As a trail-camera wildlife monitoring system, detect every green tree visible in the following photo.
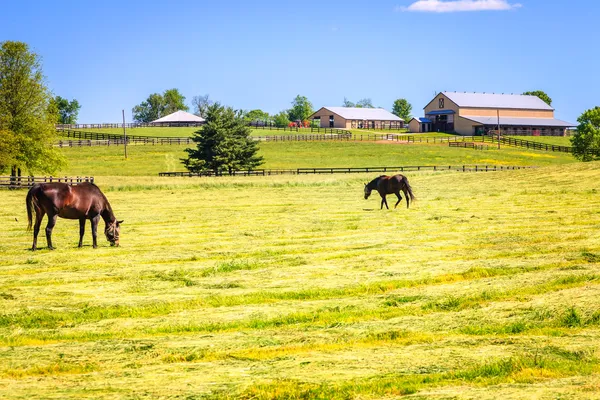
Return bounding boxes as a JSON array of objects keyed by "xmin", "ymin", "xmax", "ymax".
[
  {"xmin": 356, "ymin": 98, "xmax": 374, "ymax": 108},
  {"xmin": 273, "ymin": 111, "xmax": 290, "ymax": 127},
  {"xmin": 163, "ymin": 88, "xmax": 188, "ymax": 114},
  {"xmin": 0, "ymin": 41, "xmax": 65, "ymax": 175},
  {"xmin": 342, "ymin": 97, "xmax": 355, "ymax": 107},
  {"xmin": 244, "ymin": 109, "xmax": 270, "ymax": 122},
  {"xmin": 571, "ymin": 107, "xmax": 600, "ymax": 162},
  {"xmin": 523, "ymin": 90, "xmax": 552, "ymax": 106},
  {"xmin": 287, "ymin": 95, "xmax": 313, "ymax": 122},
  {"xmin": 132, "ymin": 93, "xmax": 165, "ymax": 123},
  {"xmin": 392, "ymin": 98, "xmax": 412, "ymax": 121},
  {"xmin": 192, "ymin": 94, "xmax": 213, "ymax": 118},
  {"xmin": 182, "ymin": 103, "xmax": 263, "ymax": 175},
  {"xmin": 51, "ymin": 96, "xmax": 81, "ymax": 125}
]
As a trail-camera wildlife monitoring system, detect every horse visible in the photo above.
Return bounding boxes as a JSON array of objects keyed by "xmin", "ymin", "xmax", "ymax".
[
  {"xmin": 364, "ymin": 174, "xmax": 415, "ymax": 210},
  {"xmin": 26, "ymin": 182, "xmax": 123, "ymax": 250}
]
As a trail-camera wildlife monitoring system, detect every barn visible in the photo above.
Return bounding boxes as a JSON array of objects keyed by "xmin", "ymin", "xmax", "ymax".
[
  {"xmin": 151, "ymin": 110, "xmax": 205, "ymax": 126},
  {"xmin": 308, "ymin": 107, "xmax": 403, "ymax": 130},
  {"xmin": 420, "ymin": 92, "xmax": 574, "ymax": 136}
]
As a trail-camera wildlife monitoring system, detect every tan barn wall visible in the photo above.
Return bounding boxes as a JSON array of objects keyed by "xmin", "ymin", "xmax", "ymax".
[
  {"xmin": 310, "ymin": 108, "xmax": 347, "ymax": 128},
  {"xmin": 424, "ymin": 93, "xmax": 460, "ymax": 115},
  {"xmin": 408, "ymin": 119, "xmax": 422, "ymax": 133},
  {"xmin": 459, "ymin": 108, "xmax": 555, "ymax": 118},
  {"xmin": 454, "ymin": 116, "xmax": 481, "ymax": 136}
]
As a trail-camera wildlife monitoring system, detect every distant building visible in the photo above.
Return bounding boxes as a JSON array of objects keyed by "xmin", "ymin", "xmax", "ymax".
[
  {"xmin": 420, "ymin": 92, "xmax": 574, "ymax": 136},
  {"xmin": 408, "ymin": 117, "xmax": 432, "ymax": 133},
  {"xmin": 308, "ymin": 107, "xmax": 403, "ymax": 129},
  {"xmin": 151, "ymin": 110, "xmax": 205, "ymax": 126}
]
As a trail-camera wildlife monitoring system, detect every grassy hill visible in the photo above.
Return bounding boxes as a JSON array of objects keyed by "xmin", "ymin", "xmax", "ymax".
[
  {"xmin": 54, "ymin": 140, "xmax": 576, "ymax": 177},
  {"xmin": 1, "ymin": 162, "xmax": 600, "ymax": 398}
]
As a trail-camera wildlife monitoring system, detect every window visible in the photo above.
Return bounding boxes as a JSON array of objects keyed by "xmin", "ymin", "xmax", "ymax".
[{"xmin": 439, "ymin": 98, "xmax": 445, "ymax": 109}]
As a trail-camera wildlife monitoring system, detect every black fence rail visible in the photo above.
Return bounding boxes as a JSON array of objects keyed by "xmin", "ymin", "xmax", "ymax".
[
  {"xmin": 56, "ymin": 137, "xmax": 193, "ymax": 147},
  {"xmin": 56, "ymin": 122, "xmax": 204, "ymax": 129},
  {"xmin": 0, "ymin": 176, "xmax": 94, "ymax": 189},
  {"xmin": 449, "ymin": 142, "xmax": 490, "ymax": 150},
  {"xmin": 159, "ymin": 165, "xmax": 535, "ymax": 177}
]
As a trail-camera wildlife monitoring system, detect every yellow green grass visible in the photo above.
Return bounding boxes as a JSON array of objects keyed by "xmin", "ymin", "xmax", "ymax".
[
  {"xmin": 1, "ymin": 161, "xmax": 600, "ymax": 398},
  {"xmin": 52, "ymin": 141, "xmax": 576, "ymax": 176}
]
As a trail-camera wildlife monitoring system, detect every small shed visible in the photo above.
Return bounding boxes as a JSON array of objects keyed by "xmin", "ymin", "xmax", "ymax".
[
  {"xmin": 151, "ymin": 110, "xmax": 205, "ymax": 126},
  {"xmin": 408, "ymin": 117, "xmax": 432, "ymax": 133}
]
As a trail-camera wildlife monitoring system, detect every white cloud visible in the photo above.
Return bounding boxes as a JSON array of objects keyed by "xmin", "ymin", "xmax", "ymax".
[{"xmin": 398, "ymin": 0, "xmax": 522, "ymax": 13}]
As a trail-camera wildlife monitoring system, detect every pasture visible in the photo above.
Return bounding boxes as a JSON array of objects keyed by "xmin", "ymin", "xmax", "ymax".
[
  {"xmin": 53, "ymin": 140, "xmax": 576, "ymax": 177},
  {"xmin": 1, "ymin": 163, "xmax": 600, "ymax": 398}
]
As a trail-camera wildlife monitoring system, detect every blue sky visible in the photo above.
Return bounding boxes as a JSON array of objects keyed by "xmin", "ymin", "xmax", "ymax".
[{"xmin": 1, "ymin": 0, "xmax": 597, "ymax": 123}]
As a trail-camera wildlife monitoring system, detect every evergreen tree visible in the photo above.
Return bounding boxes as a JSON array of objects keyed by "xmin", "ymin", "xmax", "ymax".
[
  {"xmin": 0, "ymin": 41, "xmax": 65, "ymax": 175},
  {"xmin": 182, "ymin": 103, "xmax": 263, "ymax": 175}
]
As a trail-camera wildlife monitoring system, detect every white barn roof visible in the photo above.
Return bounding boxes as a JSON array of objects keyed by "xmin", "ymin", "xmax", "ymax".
[
  {"xmin": 462, "ymin": 116, "xmax": 575, "ymax": 127},
  {"xmin": 317, "ymin": 107, "xmax": 403, "ymax": 121},
  {"xmin": 151, "ymin": 110, "xmax": 205, "ymax": 123},
  {"xmin": 442, "ymin": 92, "xmax": 554, "ymax": 111}
]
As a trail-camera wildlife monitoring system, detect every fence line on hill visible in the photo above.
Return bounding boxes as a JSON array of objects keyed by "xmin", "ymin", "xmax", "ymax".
[
  {"xmin": 159, "ymin": 165, "xmax": 535, "ymax": 177},
  {"xmin": 0, "ymin": 176, "xmax": 94, "ymax": 189},
  {"xmin": 56, "ymin": 127, "xmax": 598, "ymax": 155}
]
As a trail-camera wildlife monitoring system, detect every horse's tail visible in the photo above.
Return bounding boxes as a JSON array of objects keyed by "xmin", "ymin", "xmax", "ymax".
[
  {"xmin": 402, "ymin": 176, "xmax": 415, "ymax": 208},
  {"xmin": 26, "ymin": 185, "xmax": 39, "ymax": 231}
]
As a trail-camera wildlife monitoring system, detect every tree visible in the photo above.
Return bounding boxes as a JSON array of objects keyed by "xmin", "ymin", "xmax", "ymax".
[
  {"xmin": 523, "ymin": 90, "xmax": 552, "ymax": 106},
  {"xmin": 571, "ymin": 107, "xmax": 600, "ymax": 162},
  {"xmin": 392, "ymin": 98, "xmax": 412, "ymax": 121},
  {"xmin": 51, "ymin": 96, "xmax": 81, "ymax": 125},
  {"xmin": 132, "ymin": 88, "xmax": 188, "ymax": 123},
  {"xmin": 182, "ymin": 103, "xmax": 263, "ymax": 175},
  {"xmin": 163, "ymin": 88, "xmax": 188, "ymax": 114},
  {"xmin": 0, "ymin": 41, "xmax": 65, "ymax": 175},
  {"xmin": 132, "ymin": 93, "xmax": 165, "ymax": 123},
  {"xmin": 342, "ymin": 97, "xmax": 355, "ymax": 107},
  {"xmin": 273, "ymin": 111, "xmax": 290, "ymax": 127},
  {"xmin": 356, "ymin": 98, "xmax": 374, "ymax": 108},
  {"xmin": 244, "ymin": 109, "xmax": 270, "ymax": 122},
  {"xmin": 192, "ymin": 94, "xmax": 213, "ymax": 119},
  {"xmin": 288, "ymin": 95, "xmax": 313, "ymax": 122}
]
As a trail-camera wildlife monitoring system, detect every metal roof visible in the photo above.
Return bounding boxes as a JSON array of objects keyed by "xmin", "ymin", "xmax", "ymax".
[
  {"xmin": 410, "ymin": 117, "xmax": 432, "ymax": 123},
  {"xmin": 462, "ymin": 116, "xmax": 575, "ymax": 127},
  {"xmin": 318, "ymin": 107, "xmax": 403, "ymax": 121},
  {"xmin": 442, "ymin": 92, "xmax": 554, "ymax": 111},
  {"xmin": 152, "ymin": 110, "xmax": 205, "ymax": 123},
  {"xmin": 426, "ymin": 110, "xmax": 455, "ymax": 115}
]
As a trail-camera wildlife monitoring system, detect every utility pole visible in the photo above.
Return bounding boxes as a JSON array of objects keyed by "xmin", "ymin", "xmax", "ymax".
[
  {"xmin": 122, "ymin": 109, "xmax": 128, "ymax": 159},
  {"xmin": 497, "ymin": 109, "xmax": 501, "ymax": 150}
]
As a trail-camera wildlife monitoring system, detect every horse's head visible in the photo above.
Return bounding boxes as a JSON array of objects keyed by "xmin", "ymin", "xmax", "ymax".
[
  {"xmin": 105, "ymin": 220, "xmax": 123, "ymax": 246},
  {"xmin": 364, "ymin": 183, "xmax": 372, "ymax": 200}
]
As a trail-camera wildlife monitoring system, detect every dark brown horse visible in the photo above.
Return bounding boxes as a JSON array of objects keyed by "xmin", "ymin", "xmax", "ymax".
[
  {"xmin": 26, "ymin": 182, "xmax": 122, "ymax": 250},
  {"xmin": 364, "ymin": 174, "xmax": 415, "ymax": 209}
]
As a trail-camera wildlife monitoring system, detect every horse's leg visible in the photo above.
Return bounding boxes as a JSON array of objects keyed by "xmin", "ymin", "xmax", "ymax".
[
  {"xmin": 45, "ymin": 213, "xmax": 57, "ymax": 250},
  {"xmin": 91, "ymin": 216, "xmax": 100, "ymax": 249},
  {"xmin": 381, "ymin": 195, "xmax": 389, "ymax": 210},
  {"xmin": 31, "ymin": 210, "xmax": 45, "ymax": 251},
  {"xmin": 394, "ymin": 192, "xmax": 403, "ymax": 209},
  {"xmin": 78, "ymin": 218, "xmax": 86, "ymax": 248},
  {"xmin": 402, "ymin": 187, "xmax": 410, "ymax": 209}
]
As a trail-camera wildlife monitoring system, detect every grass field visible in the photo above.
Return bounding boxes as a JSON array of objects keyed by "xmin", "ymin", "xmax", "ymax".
[
  {"xmin": 1, "ymin": 161, "xmax": 600, "ymax": 398},
  {"xmin": 510, "ymin": 136, "xmax": 573, "ymax": 146},
  {"xmin": 52, "ymin": 140, "xmax": 576, "ymax": 176}
]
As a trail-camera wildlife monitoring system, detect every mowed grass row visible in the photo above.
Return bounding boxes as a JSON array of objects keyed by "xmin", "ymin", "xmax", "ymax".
[
  {"xmin": 52, "ymin": 140, "xmax": 576, "ymax": 176},
  {"xmin": 1, "ymin": 162, "xmax": 600, "ymax": 398}
]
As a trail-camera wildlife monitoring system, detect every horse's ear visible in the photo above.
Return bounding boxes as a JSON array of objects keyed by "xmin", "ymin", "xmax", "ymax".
[{"xmin": 117, "ymin": 220, "xmax": 124, "ymax": 225}]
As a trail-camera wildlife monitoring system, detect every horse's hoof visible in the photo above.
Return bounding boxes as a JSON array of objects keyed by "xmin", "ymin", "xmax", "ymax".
[{"xmin": 48, "ymin": 247, "xmax": 55, "ymax": 251}]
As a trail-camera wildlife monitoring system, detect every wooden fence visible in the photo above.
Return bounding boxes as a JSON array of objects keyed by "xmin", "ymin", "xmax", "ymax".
[
  {"xmin": 56, "ymin": 122, "xmax": 204, "ymax": 129},
  {"xmin": 159, "ymin": 165, "xmax": 535, "ymax": 177},
  {"xmin": 0, "ymin": 176, "xmax": 94, "ymax": 189},
  {"xmin": 449, "ymin": 142, "xmax": 490, "ymax": 150},
  {"xmin": 56, "ymin": 137, "xmax": 193, "ymax": 147}
]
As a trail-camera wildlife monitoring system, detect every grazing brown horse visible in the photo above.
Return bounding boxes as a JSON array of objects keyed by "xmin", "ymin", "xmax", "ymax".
[
  {"xmin": 26, "ymin": 182, "xmax": 122, "ymax": 250},
  {"xmin": 364, "ymin": 174, "xmax": 415, "ymax": 210}
]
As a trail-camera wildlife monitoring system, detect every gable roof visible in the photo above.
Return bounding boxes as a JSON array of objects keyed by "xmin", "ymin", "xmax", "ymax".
[
  {"xmin": 409, "ymin": 117, "xmax": 432, "ymax": 123},
  {"xmin": 313, "ymin": 107, "xmax": 403, "ymax": 121},
  {"xmin": 441, "ymin": 92, "xmax": 554, "ymax": 111},
  {"xmin": 151, "ymin": 110, "xmax": 205, "ymax": 123}
]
